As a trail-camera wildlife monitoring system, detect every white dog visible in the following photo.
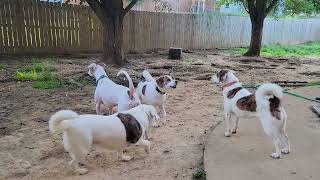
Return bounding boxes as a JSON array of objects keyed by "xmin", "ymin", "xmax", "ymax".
[
  {"xmin": 88, "ymin": 63, "xmax": 141, "ymax": 114},
  {"xmin": 136, "ymin": 70, "xmax": 178, "ymax": 123},
  {"xmin": 211, "ymin": 70, "xmax": 290, "ymax": 159},
  {"xmin": 49, "ymin": 104, "xmax": 159, "ymax": 174}
]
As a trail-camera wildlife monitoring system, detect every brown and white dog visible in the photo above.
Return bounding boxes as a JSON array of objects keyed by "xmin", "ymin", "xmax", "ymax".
[
  {"xmin": 49, "ymin": 104, "xmax": 159, "ymax": 174},
  {"xmin": 136, "ymin": 70, "xmax": 178, "ymax": 123},
  {"xmin": 211, "ymin": 70, "xmax": 290, "ymax": 159}
]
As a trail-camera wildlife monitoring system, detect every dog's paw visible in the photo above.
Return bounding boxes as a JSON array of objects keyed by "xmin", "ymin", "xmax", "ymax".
[
  {"xmin": 224, "ymin": 131, "xmax": 231, "ymax": 137},
  {"xmin": 231, "ymin": 129, "xmax": 237, "ymax": 134},
  {"xmin": 76, "ymin": 167, "xmax": 88, "ymax": 175},
  {"xmin": 270, "ymin": 153, "xmax": 280, "ymax": 159},
  {"xmin": 121, "ymin": 155, "xmax": 132, "ymax": 162},
  {"xmin": 281, "ymin": 149, "xmax": 290, "ymax": 154}
]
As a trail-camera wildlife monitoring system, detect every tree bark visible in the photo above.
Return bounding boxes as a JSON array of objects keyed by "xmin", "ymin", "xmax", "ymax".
[
  {"xmin": 102, "ymin": 16, "xmax": 124, "ymax": 66},
  {"xmin": 244, "ymin": 19, "xmax": 264, "ymax": 56}
]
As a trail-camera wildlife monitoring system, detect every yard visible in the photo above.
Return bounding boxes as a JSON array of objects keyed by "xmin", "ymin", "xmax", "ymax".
[{"xmin": 0, "ymin": 47, "xmax": 319, "ymax": 179}]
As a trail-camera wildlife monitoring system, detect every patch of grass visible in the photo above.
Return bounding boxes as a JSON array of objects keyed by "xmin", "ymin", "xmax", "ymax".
[
  {"xmin": 16, "ymin": 61, "xmax": 63, "ymax": 89},
  {"xmin": 72, "ymin": 74, "xmax": 92, "ymax": 86},
  {"xmin": 0, "ymin": 64, "xmax": 4, "ymax": 70},
  {"xmin": 192, "ymin": 169, "xmax": 207, "ymax": 180},
  {"xmin": 25, "ymin": 62, "xmax": 55, "ymax": 73},
  {"xmin": 33, "ymin": 80, "xmax": 64, "ymax": 89},
  {"xmin": 232, "ymin": 41, "xmax": 320, "ymax": 57}
]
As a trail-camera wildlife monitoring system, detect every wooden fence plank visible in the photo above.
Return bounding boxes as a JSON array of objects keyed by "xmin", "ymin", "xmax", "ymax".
[
  {"xmin": 38, "ymin": 0, "xmax": 46, "ymax": 51},
  {"xmin": 2, "ymin": 0, "xmax": 10, "ymax": 53},
  {"xmin": 0, "ymin": 0, "xmax": 5, "ymax": 53}
]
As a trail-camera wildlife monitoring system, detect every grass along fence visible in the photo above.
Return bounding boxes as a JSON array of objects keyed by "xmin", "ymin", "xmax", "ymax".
[{"xmin": 1, "ymin": 0, "xmax": 320, "ymax": 55}]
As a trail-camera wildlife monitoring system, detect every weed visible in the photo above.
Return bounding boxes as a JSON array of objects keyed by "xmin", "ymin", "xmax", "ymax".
[
  {"xmin": 16, "ymin": 70, "xmax": 39, "ymax": 81},
  {"xmin": 16, "ymin": 61, "xmax": 62, "ymax": 89},
  {"xmin": 25, "ymin": 62, "xmax": 54, "ymax": 73},
  {"xmin": 33, "ymin": 80, "xmax": 64, "ymax": 89},
  {"xmin": 192, "ymin": 169, "xmax": 206, "ymax": 180}
]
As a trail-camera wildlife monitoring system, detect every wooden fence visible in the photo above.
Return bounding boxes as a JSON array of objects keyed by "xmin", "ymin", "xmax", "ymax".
[{"xmin": 1, "ymin": 0, "xmax": 320, "ymax": 55}]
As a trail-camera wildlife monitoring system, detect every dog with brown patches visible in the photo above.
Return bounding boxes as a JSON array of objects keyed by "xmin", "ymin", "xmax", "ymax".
[
  {"xmin": 136, "ymin": 70, "xmax": 178, "ymax": 124},
  {"xmin": 211, "ymin": 70, "xmax": 290, "ymax": 159},
  {"xmin": 49, "ymin": 104, "xmax": 159, "ymax": 174}
]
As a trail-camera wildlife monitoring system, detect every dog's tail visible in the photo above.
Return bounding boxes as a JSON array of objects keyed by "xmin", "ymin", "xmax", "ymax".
[
  {"xmin": 142, "ymin": 70, "xmax": 155, "ymax": 82},
  {"xmin": 117, "ymin": 70, "xmax": 135, "ymax": 97},
  {"xmin": 49, "ymin": 110, "xmax": 79, "ymax": 133},
  {"xmin": 255, "ymin": 83, "xmax": 283, "ymax": 103}
]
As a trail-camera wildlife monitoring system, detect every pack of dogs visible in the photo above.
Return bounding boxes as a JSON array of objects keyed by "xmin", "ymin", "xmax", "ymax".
[{"xmin": 49, "ymin": 64, "xmax": 291, "ymax": 174}]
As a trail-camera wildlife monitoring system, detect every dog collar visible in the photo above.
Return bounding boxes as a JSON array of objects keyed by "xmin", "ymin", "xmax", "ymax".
[
  {"xmin": 222, "ymin": 81, "xmax": 238, "ymax": 90},
  {"xmin": 156, "ymin": 87, "xmax": 165, "ymax": 95},
  {"xmin": 96, "ymin": 75, "xmax": 107, "ymax": 84}
]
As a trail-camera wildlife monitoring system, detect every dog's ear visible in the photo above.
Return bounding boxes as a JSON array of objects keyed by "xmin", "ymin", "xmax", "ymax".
[
  {"xmin": 217, "ymin": 70, "xmax": 228, "ymax": 82},
  {"xmin": 88, "ymin": 63, "xmax": 97, "ymax": 76},
  {"xmin": 156, "ymin": 76, "xmax": 165, "ymax": 88}
]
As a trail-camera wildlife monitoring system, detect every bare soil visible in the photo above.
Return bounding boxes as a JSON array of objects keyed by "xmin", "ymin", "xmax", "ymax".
[{"xmin": 0, "ymin": 51, "xmax": 319, "ymax": 180}]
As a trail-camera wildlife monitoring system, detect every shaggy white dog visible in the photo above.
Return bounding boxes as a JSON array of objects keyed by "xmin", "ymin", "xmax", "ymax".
[
  {"xmin": 136, "ymin": 70, "xmax": 178, "ymax": 122},
  {"xmin": 211, "ymin": 70, "xmax": 290, "ymax": 159},
  {"xmin": 88, "ymin": 63, "xmax": 141, "ymax": 114},
  {"xmin": 49, "ymin": 104, "xmax": 159, "ymax": 174}
]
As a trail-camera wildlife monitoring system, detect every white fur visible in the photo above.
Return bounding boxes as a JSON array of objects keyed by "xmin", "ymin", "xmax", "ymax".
[
  {"xmin": 212, "ymin": 70, "xmax": 290, "ymax": 159},
  {"xmin": 49, "ymin": 104, "xmax": 159, "ymax": 174},
  {"xmin": 88, "ymin": 63, "xmax": 141, "ymax": 114},
  {"xmin": 136, "ymin": 70, "xmax": 178, "ymax": 123}
]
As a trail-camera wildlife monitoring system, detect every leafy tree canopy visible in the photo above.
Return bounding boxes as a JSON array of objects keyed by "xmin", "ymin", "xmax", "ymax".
[{"xmin": 216, "ymin": 0, "xmax": 320, "ymax": 16}]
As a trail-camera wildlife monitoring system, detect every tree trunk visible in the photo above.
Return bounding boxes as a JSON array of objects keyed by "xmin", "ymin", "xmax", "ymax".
[
  {"xmin": 244, "ymin": 19, "xmax": 264, "ymax": 57},
  {"xmin": 102, "ymin": 16, "xmax": 124, "ymax": 66}
]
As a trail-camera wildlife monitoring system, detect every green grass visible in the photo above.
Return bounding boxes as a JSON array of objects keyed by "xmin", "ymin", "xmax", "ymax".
[
  {"xmin": 16, "ymin": 62, "xmax": 63, "ymax": 89},
  {"xmin": 71, "ymin": 74, "xmax": 92, "ymax": 86},
  {"xmin": 232, "ymin": 41, "xmax": 320, "ymax": 57},
  {"xmin": 192, "ymin": 169, "xmax": 207, "ymax": 180},
  {"xmin": 0, "ymin": 64, "xmax": 5, "ymax": 70},
  {"xmin": 33, "ymin": 80, "xmax": 64, "ymax": 89}
]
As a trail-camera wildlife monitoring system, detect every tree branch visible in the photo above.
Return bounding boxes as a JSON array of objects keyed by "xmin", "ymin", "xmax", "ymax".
[
  {"xmin": 247, "ymin": 0, "xmax": 256, "ymax": 20},
  {"xmin": 240, "ymin": 0, "xmax": 249, "ymax": 13},
  {"xmin": 123, "ymin": 0, "xmax": 138, "ymax": 15},
  {"xmin": 85, "ymin": 0, "xmax": 106, "ymax": 21},
  {"xmin": 265, "ymin": 0, "xmax": 278, "ymax": 15}
]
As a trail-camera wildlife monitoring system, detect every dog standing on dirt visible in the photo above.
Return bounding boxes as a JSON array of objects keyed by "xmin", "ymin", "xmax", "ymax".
[
  {"xmin": 49, "ymin": 104, "xmax": 159, "ymax": 174},
  {"xmin": 88, "ymin": 63, "xmax": 141, "ymax": 114},
  {"xmin": 211, "ymin": 70, "xmax": 290, "ymax": 159},
  {"xmin": 136, "ymin": 70, "xmax": 178, "ymax": 123}
]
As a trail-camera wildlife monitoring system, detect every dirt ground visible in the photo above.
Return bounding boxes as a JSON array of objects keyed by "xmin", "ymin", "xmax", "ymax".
[{"xmin": 0, "ymin": 50, "xmax": 319, "ymax": 180}]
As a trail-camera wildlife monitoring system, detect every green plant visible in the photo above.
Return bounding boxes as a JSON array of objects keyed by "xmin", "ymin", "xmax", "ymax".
[
  {"xmin": 192, "ymin": 169, "xmax": 207, "ymax": 180},
  {"xmin": 25, "ymin": 62, "xmax": 54, "ymax": 73},
  {"xmin": 33, "ymin": 80, "xmax": 64, "ymax": 89},
  {"xmin": 16, "ymin": 61, "xmax": 63, "ymax": 89},
  {"xmin": 0, "ymin": 64, "xmax": 4, "ymax": 70},
  {"xmin": 16, "ymin": 70, "xmax": 39, "ymax": 81}
]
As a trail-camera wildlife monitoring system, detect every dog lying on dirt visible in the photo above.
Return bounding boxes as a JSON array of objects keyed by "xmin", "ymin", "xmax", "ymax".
[
  {"xmin": 136, "ymin": 70, "xmax": 178, "ymax": 123},
  {"xmin": 87, "ymin": 63, "xmax": 141, "ymax": 114},
  {"xmin": 49, "ymin": 104, "xmax": 159, "ymax": 175},
  {"xmin": 211, "ymin": 70, "xmax": 290, "ymax": 159}
]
